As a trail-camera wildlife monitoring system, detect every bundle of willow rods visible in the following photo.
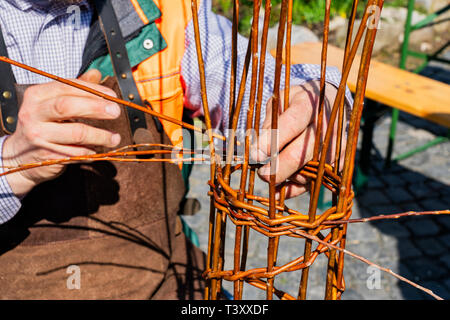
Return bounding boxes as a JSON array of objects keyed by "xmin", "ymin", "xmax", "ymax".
[{"xmin": 190, "ymin": 0, "xmax": 443, "ymax": 301}]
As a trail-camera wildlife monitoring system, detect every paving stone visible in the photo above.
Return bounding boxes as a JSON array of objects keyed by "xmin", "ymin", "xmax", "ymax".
[
  {"xmin": 378, "ymin": 235, "xmax": 402, "ymax": 258},
  {"xmin": 354, "ymin": 205, "xmax": 372, "ymax": 218},
  {"xmin": 415, "ymin": 238, "xmax": 447, "ymax": 256},
  {"xmin": 367, "ymin": 176, "xmax": 385, "ymax": 189},
  {"xmin": 344, "ymin": 259, "xmax": 379, "ymax": 282},
  {"xmin": 341, "ymin": 288, "xmax": 365, "ymax": 300},
  {"xmin": 407, "ymin": 183, "xmax": 436, "ymax": 199},
  {"xmin": 385, "ymin": 187, "xmax": 415, "ymax": 203},
  {"xmin": 403, "ymin": 258, "xmax": 448, "ymax": 281},
  {"xmin": 357, "ymin": 190, "xmax": 392, "ymax": 207},
  {"xmin": 426, "ymin": 167, "xmax": 450, "ymax": 186},
  {"xmin": 441, "ymin": 194, "xmax": 450, "ymax": 207},
  {"xmin": 420, "ymin": 281, "xmax": 450, "ymax": 300},
  {"xmin": 384, "ymin": 162, "xmax": 407, "ymax": 175},
  {"xmin": 444, "ymin": 278, "xmax": 450, "ymax": 292},
  {"xmin": 401, "ymin": 151, "xmax": 431, "ymax": 168},
  {"xmin": 397, "ymin": 240, "xmax": 423, "ymax": 259},
  {"xmin": 399, "ymin": 171, "xmax": 428, "ymax": 184},
  {"xmin": 396, "ymin": 282, "xmax": 425, "ymax": 300},
  {"xmin": 380, "ymin": 174, "xmax": 407, "ymax": 187},
  {"xmin": 436, "ymin": 215, "xmax": 450, "ymax": 230},
  {"xmin": 347, "ymin": 241, "xmax": 382, "ymax": 262},
  {"xmin": 426, "ymin": 180, "xmax": 449, "ymax": 193},
  {"xmin": 399, "ymin": 202, "xmax": 423, "ymax": 213},
  {"xmin": 404, "ymin": 218, "xmax": 440, "ymax": 236},
  {"xmin": 420, "ymin": 198, "xmax": 449, "ymax": 211},
  {"xmin": 369, "ymin": 160, "xmax": 386, "ymax": 175},
  {"xmin": 439, "ymin": 253, "xmax": 450, "ymax": 270},
  {"xmin": 374, "ymin": 221, "xmax": 411, "ymax": 238},
  {"xmin": 369, "ymin": 204, "xmax": 404, "ymax": 216},
  {"xmin": 391, "ymin": 261, "xmax": 427, "ymax": 299},
  {"xmin": 438, "ymin": 234, "xmax": 450, "ymax": 249}
]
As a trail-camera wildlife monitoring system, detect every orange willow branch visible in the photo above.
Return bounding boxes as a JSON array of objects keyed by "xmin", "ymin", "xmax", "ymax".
[
  {"xmin": 0, "ymin": 142, "xmax": 246, "ymax": 176},
  {"xmin": 0, "ymin": 154, "xmax": 207, "ymax": 177},
  {"xmin": 0, "ymin": 143, "xmax": 202, "ymax": 175},
  {"xmin": 0, "ymin": 56, "xmax": 235, "ymax": 145},
  {"xmin": 322, "ymin": 210, "xmax": 450, "ymax": 225},
  {"xmin": 291, "ymin": 228, "xmax": 443, "ymax": 300}
]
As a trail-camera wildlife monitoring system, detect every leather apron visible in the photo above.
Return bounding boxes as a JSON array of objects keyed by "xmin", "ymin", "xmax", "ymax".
[{"xmin": 0, "ymin": 78, "xmax": 205, "ymax": 299}]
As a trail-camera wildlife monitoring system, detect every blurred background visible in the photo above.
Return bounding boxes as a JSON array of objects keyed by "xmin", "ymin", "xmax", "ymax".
[{"xmin": 183, "ymin": 0, "xmax": 450, "ymax": 300}]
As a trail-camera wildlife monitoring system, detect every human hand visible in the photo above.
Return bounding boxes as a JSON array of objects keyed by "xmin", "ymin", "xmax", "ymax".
[
  {"xmin": 251, "ymin": 80, "xmax": 346, "ymax": 199},
  {"xmin": 2, "ymin": 69, "xmax": 122, "ymax": 198}
]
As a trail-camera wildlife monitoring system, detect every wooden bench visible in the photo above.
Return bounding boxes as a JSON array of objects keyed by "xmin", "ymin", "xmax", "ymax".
[
  {"xmin": 281, "ymin": 42, "xmax": 450, "ymax": 190},
  {"xmin": 287, "ymin": 42, "xmax": 450, "ymax": 128}
]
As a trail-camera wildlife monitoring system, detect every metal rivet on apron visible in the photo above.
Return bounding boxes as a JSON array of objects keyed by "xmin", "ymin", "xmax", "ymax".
[
  {"xmin": 128, "ymin": 93, "xmax": 135, "ymax": 100},
  {"xmin": 6, "ymin": 116, "xmax": 15, "ymax": 124},
  {"xmin": 2, "ymin": 91, "xmax": 12, "ymax": 99},
  {"xmin": 121, "ymin": 73, "xmax": 127, "ymax": 79},
  {"xmin": 143, "ymin": 39, "xmax": 154, "ymax": 50}
]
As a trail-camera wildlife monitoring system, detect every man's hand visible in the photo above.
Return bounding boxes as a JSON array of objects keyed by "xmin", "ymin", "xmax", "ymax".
[
  {"xmin": 251, "ymin": 80, "xmax": 346, "ymax": 199},
  {"xmin": 2, "ymin": 70, "xmax": 122, "ymax": 198}
]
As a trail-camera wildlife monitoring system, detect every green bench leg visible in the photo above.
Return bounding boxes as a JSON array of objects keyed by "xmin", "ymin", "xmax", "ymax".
[
  {"xmin": 318, "ymin": 185, "xmax": 327, "ymax": 210},
  {"xmin": 354, "ymin": 100, "xmax": 385, "ymax": 192},
  {"xmin": 393, "ymin": 130, "xmax": 450, "ymax": 162},
  {"xmin": 385, "ymin": 0, "xmax": 449, "ymax": 168},
  {"xmin": 385, "ymin": 108, "xmax": 399, "ymax": 168}
]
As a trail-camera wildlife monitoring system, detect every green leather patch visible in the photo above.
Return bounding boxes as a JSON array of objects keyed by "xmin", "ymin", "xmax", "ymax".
[{"xmin": 88, "ymin": 0, "xmax": 166, "ymax": 78}]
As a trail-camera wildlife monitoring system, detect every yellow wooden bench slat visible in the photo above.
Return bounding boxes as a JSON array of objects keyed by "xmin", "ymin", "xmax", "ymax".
[{"xmin": 273, "ymin": 42, "xmax": 450, "ymax": 128}]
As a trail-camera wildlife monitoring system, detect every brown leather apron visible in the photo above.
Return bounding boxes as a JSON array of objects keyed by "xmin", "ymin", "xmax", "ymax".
[{"xmin": 0, "ymin": 78, "xmax": 205, "ymax": 299}]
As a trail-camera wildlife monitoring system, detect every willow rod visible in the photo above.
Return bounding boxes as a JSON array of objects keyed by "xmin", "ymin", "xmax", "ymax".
[
  {"xmin": 333, "ymin": 0, "xmax": 360, "ymax": 299},
  {"xmin": 233, "ymin": 0, "xmax": 262, "ymax": 300},
  {"xmin": 266, "ymin": 0, "xmax": 290, "ymax": 300},
  {"xmin": 298, "ymin": 0, "xmax": 332, "ymax": 300},
  {"xmin": 0, "ymin": 56, "xmax": 232, "ymax": 145}
]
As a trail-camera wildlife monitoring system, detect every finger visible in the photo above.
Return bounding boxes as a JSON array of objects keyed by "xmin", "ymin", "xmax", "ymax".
[
  {"xmin": 252, "ymin": 89, "xmax": 315, "ymax": 162},
  {"xmin": 288, "ymin": 171, "xmax": 311, "ymax": 186},
  {"xmin": 42, "ymin": 122, "xmax": 121, "ymax": 148},
  {"xmin": 260, "ymin": 87, "xmax": 296, "ymax": 130},
  {"xmin": 258, "ymin": 104, "xmax": 346, "ymax": 185},
  {"xmin": 78, "ymin": 69, "xmax": 102, "ymax": 84},
  {"xmin": 38, "ymin": 96, "xmax": 121, "ymax": 121},
  {"xmin": 260, "ymin": 97, "xmax": 275, "ymax": 130},
  {"xmin": 34, "ymin": 142, "xmax": 98, "ymax": 160},
  {"xmin": 24, "ymin": 78, "xmax": 117, "ymax": 104},
  {"xmin": 276, "ymin": 182, "xmax": 310, "ymax": 200},
  {"xmin": 258, "ymin": 124, "xmax": 316, "ymax": 184}
]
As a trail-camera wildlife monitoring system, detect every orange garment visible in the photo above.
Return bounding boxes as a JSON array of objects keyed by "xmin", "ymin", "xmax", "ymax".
[{"xmin": 131, "ymin": 0, "xmax": 194, "ymax": 149}]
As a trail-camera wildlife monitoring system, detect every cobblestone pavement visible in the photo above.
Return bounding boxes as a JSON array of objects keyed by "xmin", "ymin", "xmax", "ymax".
[{"xmin": 182, "ymin": 61, "xmax": 450, "ymax": 300}]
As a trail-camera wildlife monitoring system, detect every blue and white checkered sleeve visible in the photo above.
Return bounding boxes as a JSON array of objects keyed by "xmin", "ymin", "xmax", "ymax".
[
  {"xmin": 0, "ymin": 136, "xmax": 22, "ymax": 224},
  {"xmin": 181, "ymin": 0, "xmax": 353, "ymax": 133}
]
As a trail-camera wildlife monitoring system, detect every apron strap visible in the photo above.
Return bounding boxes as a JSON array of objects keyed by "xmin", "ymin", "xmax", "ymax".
[
  {"xmin": 0, "ymin": 24, "xmax": 19, "ymax": 134},
  {"xmin": 93, "ymin": 0, "xmax": 147, "ymax": 135}
]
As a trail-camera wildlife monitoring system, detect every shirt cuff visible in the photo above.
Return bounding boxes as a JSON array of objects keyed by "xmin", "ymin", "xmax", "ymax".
[{"xmin": 0, "ymin": 135, "xmax": 22, "ymax": 224}]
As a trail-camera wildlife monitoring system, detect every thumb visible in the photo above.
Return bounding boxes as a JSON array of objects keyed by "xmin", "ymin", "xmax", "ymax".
[{"xmin": 78, "ymin": 69, "xmax": 102, "ymax": 84}]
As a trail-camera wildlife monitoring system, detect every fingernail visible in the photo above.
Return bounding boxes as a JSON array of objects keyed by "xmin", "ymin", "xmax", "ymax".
[
  {"xmin": 257, "ymin": 149, "xmax": 268, "ymax": 161},
  {"xmin": 250, "ymin": 145, "xmax": 264, "ymax": 162},
  {"xmin": 259, "ymin": 165, "xmax": 270, "ymax": 177},
  {"xmin": 106, "ymin": 104, "xmax": 120, "ymax": 117},
  {"xmin": 111, "ymin": 133, "xmax": 121, "ymax": 146},
  {"xmin": 250, "ymin": 144, "xmax": 257, "ymax": 161}
]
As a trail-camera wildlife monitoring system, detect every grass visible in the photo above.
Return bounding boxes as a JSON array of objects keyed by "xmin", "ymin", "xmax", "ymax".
[{"xmin": 212, "ymin": 0, "xmax": 416, "ymax": 36}]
